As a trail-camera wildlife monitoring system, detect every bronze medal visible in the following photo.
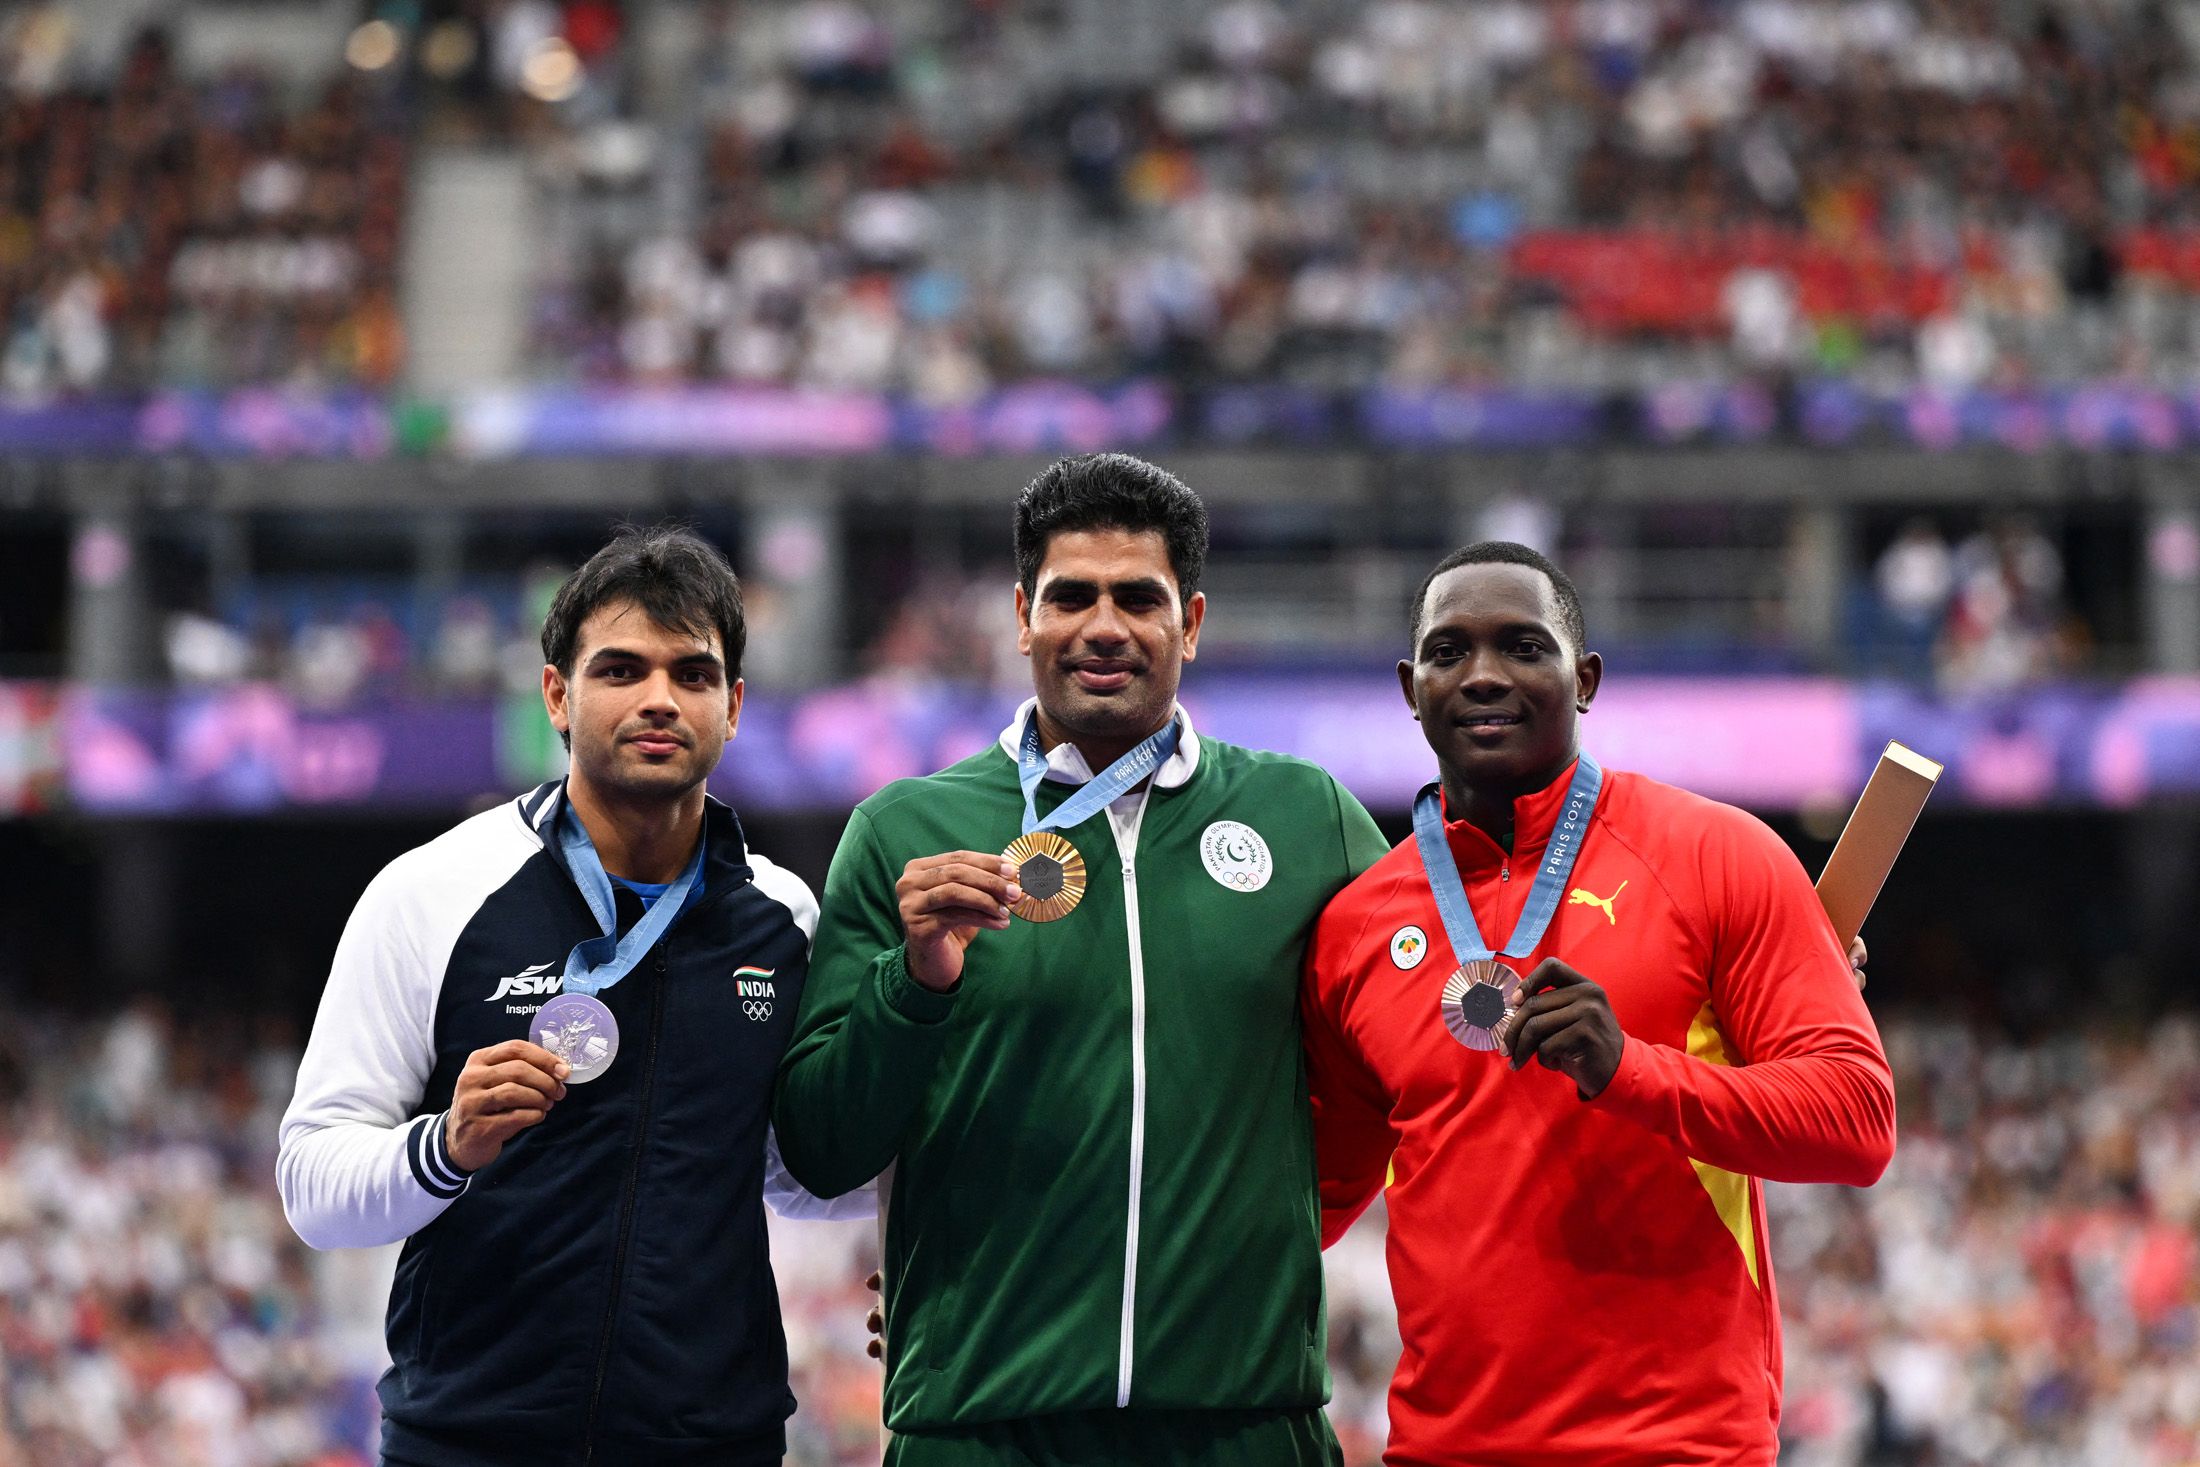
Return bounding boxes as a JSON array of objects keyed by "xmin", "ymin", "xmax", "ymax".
[
  {"xmin": 1003, "ymin": 831, "xmax": 1086, "ymax": 923},
  {"xmin": 1440, "ymin": 958, "xmax": 1521, "ymax": 1053}
]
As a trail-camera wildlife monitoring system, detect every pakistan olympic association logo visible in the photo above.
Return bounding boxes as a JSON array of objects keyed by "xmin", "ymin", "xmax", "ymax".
[{"xmin": 1199, "ymin": 820, "xmax": 1273, "ymax": 893}]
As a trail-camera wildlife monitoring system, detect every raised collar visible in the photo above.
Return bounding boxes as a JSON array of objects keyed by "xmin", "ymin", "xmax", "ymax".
[
  {"xmin": 1439, "ymin": 756, "xmax": 1586, "ymax": 873},
  {"xmin": 992, "ymin": 696, "xmax": 1201, "ymax": 790}
]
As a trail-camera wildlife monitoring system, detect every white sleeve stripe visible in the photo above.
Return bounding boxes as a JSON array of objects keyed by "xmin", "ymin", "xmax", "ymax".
[
  {"xmin": 422, "ymin": 1110, "xmax": 474, "ymax": 1189},
  {"xmin": 408, "ymin": 1115, "xmax": 469, "ymax": 1198}
]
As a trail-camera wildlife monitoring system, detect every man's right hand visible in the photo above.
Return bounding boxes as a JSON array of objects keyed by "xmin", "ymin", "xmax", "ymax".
[
  {"xmin": 897, "ymin": 851, "xmax": 1022, "ymax": 993},
  {"xmin": 445, "ymin": 1040, "xmax": 569, "ymax": 1173}
]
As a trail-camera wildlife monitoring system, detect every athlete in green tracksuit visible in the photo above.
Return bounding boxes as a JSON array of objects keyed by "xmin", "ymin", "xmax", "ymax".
[{"xmin": 775, "ymin": 454, "xmax": 1388, "ymax": 1465}]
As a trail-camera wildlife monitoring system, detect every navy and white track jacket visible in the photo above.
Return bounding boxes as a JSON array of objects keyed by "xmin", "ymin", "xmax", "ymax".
[{"xmin": 278, "ymin": 783, "xmax": 866, "ymax": 1466}]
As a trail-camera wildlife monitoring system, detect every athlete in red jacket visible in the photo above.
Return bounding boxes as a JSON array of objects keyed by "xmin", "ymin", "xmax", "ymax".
[{"xmin": 1303, "ymin": 543, "xmax": 1895, "ymax": 1466}]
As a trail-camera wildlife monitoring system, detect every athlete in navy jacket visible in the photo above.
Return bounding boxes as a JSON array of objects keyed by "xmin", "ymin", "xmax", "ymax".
[{"xmin": 278, "ymin": 527, "xmax": 866, "ymax": 1467}]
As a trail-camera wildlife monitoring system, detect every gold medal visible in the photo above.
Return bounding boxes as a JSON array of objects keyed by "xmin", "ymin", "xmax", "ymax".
[
  {"xmin": 1003, "ymin": 831, "xmax": 1086, "ymax": 923},
  {"xmin": 1440, "ymin": 959, "xmax": 1521, "ymax": 1052}
]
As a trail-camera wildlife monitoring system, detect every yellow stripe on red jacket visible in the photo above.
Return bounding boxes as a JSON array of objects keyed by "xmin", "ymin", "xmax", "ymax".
[{"xmin": 1302, "ymin": 760, "xmax": 1894, "ymax": 1467}]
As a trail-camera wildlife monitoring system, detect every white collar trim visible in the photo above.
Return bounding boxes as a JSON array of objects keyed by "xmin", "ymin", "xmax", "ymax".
[{"xmin": 994, "ymin": 696, "xmax": 1201, "ymax": 789}]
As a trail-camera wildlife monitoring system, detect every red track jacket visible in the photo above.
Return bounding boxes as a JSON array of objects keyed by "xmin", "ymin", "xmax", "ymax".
[{"xmin": 1303, "ymin": 760, "xmax": 1895, "ymax": 1466}]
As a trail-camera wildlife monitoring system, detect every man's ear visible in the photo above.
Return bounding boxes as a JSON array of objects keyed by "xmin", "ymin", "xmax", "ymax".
[
  {"xmin": 725, "ymin": 677, "xmax": 745, "ymax": 737},
  {"xmin": 1575, "ymin": 650, "xmax": 1603, "ymax": 712},
  {"xmin": 542, "ymin": 663, "xmax": 570, "ymax": 736},
  {"xmin": 1180, "ymin": 591, "xmax": 1205, "ymax": 662},
  {"xmin": 1014, "ymin": 582, "xmax": 1033, "ymax": 658},
  {"xmin": 1397, "ymin": 658, "xmax": 1419, "ymax": 720}
]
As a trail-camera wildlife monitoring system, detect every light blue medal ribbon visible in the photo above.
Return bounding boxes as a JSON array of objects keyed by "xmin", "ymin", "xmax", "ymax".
[
  {"xmin": 557, "ymin": 796, "xmax": 706, "ymax": 997},
  {"xmin": 1412, "ymin": 754, "xmax": 1602, "ymax": 1048},
  {"xmin": 1002, "ymin": 708, "xmax": 1183, "ymax": 922},
  {"xmin": 1016, "ymin": 707, "xmax": 1182, "ymax": 837}
]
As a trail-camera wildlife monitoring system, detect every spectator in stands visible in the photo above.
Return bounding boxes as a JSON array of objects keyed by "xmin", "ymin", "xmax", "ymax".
[
  {"xmin": 1938, "ymin": 515, "xmax": 2074, "ymax": 693},
  {"xmin": 1872, "ymin": 518, "xmax": 1955, "ymax": 674},
  {"xmin": 0, "ymin": 27, "xmax": 401, "ymax": 394}
]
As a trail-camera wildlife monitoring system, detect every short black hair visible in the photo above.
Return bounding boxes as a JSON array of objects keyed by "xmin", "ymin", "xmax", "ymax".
[
  {"xmin": 1409, "ymin": 542, "xmax": 1586, "ymax": 654},
  {"xmin": 1014, "ymin": 453, "xmax": 1208, "ymax": 611},
  {"xmin": 541, "ymin": 524, "xmax": 746, "ymax": 679}
]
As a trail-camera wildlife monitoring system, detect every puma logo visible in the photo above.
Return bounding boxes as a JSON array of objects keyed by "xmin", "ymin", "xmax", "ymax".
[{"xmin": 1567, "ymin": 881, "xmax": 1627, "ymax": 925}]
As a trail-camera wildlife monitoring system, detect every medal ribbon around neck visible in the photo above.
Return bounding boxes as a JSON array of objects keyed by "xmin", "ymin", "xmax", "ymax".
[
  {"xmin": 1006, "ymin": 707, "xmax": 1181, "ymax": 921},
  {"xmin": 556, "ymin": 794, "xmax": 706, "ymax": 997},
  {"xmin": 1411, "ymin": 753, "xmax": 1603, "ymax": 1050}
]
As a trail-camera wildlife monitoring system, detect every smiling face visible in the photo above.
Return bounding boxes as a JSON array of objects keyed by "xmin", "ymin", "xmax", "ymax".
[
  {"xmin": 1015, "ymin": 527, "xmax": 1204, "ymax": 760},
  {"xmin": 542, "ymin": 598, "xmax": 742, "ymax": 809},
  {"xmin": 1399, "ymin": 562, "xmax": 1601, "ymax": 799}
]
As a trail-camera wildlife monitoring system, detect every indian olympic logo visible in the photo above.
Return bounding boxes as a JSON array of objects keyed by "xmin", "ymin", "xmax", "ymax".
[
  {"xmin": 1389, "ymin": 925, "xmax": 1428, "ymax": 970},
  {"xmin": 1199, "ymin": 821, "xmax": 1273, "ymax": 892},
  {"xmin": 735, "ymin": 965, "xmax": 776, "ymax": 1021}
]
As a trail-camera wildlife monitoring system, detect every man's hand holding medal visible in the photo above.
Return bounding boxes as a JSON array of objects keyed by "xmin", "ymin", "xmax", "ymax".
[
  {"xmin": 1491, "ymin": 961, "xmax": 1624, "ymax": 1100},
  {"xmin": 444, "ymin": 1039, "xmax": 571, "ymax": 1172},
  {"xmin": 897, "ymin": 851, "xmax": 1022, "ymax": 993}
]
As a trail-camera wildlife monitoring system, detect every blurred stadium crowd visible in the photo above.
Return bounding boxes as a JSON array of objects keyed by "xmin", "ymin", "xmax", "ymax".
[
  {"xmin": 13, "ymin": 0, "xmax": 2200, "ymax": 394},
  {"xmin": 549, "ymin": 0, "xmax": 2200, "ymax": 394},
  {"xmin": 0, "ymin": 26, "xmax": 404, "ymax": 394},
  {"xmin": 1, "ymin": 1006, "xmax": 2194, "ymax": 1466}
]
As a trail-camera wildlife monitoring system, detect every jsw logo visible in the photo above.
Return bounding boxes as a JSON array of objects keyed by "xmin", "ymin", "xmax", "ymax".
[{"xmin": 486, "ymin": 962, "xmax": 563, "ymax": 1002}]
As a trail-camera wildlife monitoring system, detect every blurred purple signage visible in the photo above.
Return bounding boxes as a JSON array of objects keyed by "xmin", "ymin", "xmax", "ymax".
[
  {"xmin": 21, "ymin": 383, "xmax": 2200, "ymax": 456},
  {"xmin": 1360, "ymin": 389, "xmax": 1604, "ymax": 447},
  {"xmin": 29, "ymin": 677, "xmax": 2200, "ymax": 816},
  {"xmin": 454, "ymin": 387, "xmax": 893, "ymax": 456},
  {"xmin": 898, "ymin": 382, "xmax": 1173, "ymax": 456},
  {"xmin": 67, "ymin": 685, "xmax": 498, "ymax": 812}
]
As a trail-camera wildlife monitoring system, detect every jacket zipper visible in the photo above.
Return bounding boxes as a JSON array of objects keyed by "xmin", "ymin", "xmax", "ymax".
[
  {"xmin": 1108, "ymin": 792, "xmax": 1155, "ymax": 1410},
  {"xmin": 579, "ymin": 945, "xmax": 670, "ymax": 1463}
]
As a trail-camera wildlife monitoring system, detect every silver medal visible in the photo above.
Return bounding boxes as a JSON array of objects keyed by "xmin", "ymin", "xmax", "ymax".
[
  {"xmin": 1440, "ymin": 959, "xmax": 1521, "ymax": 1053},
  {"xmin": 530, "ymin": 993, "xmax": 620, "ymax": 1082}
]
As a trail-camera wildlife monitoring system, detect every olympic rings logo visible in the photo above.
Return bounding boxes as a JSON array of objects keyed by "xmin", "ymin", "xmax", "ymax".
[{"xmin": 742, "ymin": 1000, "xmax": 774, "ymax": 1022}]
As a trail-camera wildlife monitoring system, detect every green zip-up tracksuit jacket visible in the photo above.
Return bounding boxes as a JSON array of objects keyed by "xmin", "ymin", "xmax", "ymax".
[{"xmin": 774, "ymin": 709, "xmax": 1388, "ymax": 1435}]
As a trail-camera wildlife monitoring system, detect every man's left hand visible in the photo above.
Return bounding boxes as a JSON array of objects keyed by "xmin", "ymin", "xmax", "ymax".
[
  {"xmin": 1849, "ymin": 934, "xmax": 1869, "ymax": 990},
  {"xmin": 1503, "ymin": 960, "xmax": 1625, "ymax": 1101}
]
